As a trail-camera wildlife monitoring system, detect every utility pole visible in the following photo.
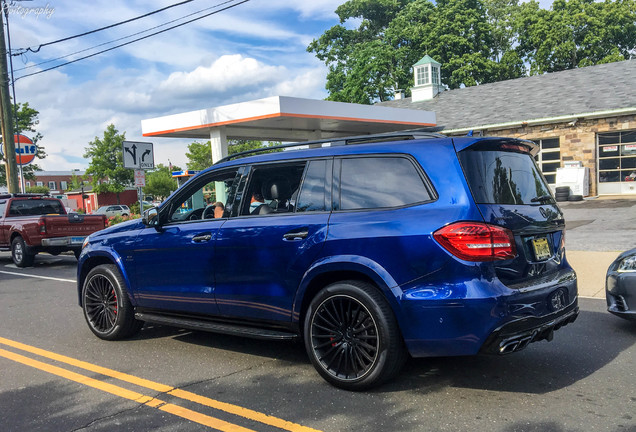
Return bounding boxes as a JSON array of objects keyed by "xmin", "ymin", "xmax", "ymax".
[{"xmin": 0, "ymin": 3, "xmax": 18, "ymax": 193}]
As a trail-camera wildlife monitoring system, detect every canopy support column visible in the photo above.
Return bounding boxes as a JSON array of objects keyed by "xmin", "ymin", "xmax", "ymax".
[{"xmin": 210, "ymin": 127, "xmax": 228, "ymax": 204}]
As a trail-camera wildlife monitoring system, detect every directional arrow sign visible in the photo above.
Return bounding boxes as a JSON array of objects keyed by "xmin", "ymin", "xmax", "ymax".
[{"xmin": 122, "ymin": 141, "xmax": 154, "ymax": 170}]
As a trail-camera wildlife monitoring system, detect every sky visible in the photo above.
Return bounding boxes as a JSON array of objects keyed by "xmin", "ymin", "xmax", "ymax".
[
  {"xmin": 7, "ymin": 0, "xmax": 553, "ymax": 172},
  {"xmin": 8, "ymin": 0, "xmax": 344, "ymax": 171}
]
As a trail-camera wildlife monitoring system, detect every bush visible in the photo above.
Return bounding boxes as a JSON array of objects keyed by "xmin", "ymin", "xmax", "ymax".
[
  {"xmin": 26, "ymin": 186, "xmax": 50, "ymax": 194},
  {"xmin": 107, "ymin": 213, "xmax": 141, "ymax": 227},
  {"xmin": 129, "ymin": 202, "xmax": 153, "ymax": 214}
]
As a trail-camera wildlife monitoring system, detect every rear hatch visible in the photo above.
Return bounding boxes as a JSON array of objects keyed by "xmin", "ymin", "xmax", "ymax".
[{"xmin": 456, "ymin": 138, "xmax": 567, "ymax": 287}]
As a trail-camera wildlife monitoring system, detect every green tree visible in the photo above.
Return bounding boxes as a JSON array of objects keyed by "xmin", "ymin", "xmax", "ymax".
[
  {"xmin": 309, "ymin": 0, "xmax": 635, "ymax": 102},
  {"xmin": 308, "ymin": 0, "xmax": 416, "ymax": 103},
  {"xmin": 186, "ymin": 140, "xmax": 282, "ymax": 170},
  {"xmin": 1, "ymin": 102, "xmax": 47, "ymax": 186},
  {"xmin": 69, "ymin": 171, "xmax": 85, "ymax": 191},
  {"xmin": 83, "ymin": 124, "xmax": 133, "ymax": 203},
  {"xmin": 143, "ymin": 163, "xmax": 181, "ymax": 200},
  {"xmin": 228, "ymin": 140, "xmax": 282, "ymax": 156},
  {"xmin": 185, "ymin": 141, "xmax": 213, "ymax": 170},
  {"xmin": 514, "ymin": 0, "xmax": 636, "ymax": 74}
]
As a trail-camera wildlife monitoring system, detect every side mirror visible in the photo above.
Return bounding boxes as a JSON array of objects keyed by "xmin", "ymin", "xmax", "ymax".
[{"xmin": 142, "ymin": 207, "xmax": 160, "ymax": 229}]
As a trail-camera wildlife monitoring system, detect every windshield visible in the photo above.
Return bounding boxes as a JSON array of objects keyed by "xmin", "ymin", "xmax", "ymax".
[{"xmin": 459, "ymin": 149, "xmax": 552, "ymax": 205}]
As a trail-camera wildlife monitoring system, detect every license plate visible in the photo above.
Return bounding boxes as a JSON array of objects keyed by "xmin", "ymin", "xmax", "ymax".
[
  {"xmin": 532, "ymin": 237, "xmax": 551, "ymax": 261},
  {"xmin": 70, "ymin": 236, "xmax": 85, "ymax": 245}
]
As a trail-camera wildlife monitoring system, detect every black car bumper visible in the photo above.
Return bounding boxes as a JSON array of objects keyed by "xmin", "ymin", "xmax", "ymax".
[{"xmin": 481, "ymin": 299, "xmax": 579, "ymax": 355}]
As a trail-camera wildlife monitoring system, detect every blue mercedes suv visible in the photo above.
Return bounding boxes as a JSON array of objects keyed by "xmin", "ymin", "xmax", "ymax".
[{"xmin": 78, "ymin": 132, "xmax": 578, "ymax": 390}]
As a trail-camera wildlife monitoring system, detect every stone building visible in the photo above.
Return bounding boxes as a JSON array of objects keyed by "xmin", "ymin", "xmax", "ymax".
[{"xmin": 380, "ymin": 58, "xmax": 636, "ymax": 196}]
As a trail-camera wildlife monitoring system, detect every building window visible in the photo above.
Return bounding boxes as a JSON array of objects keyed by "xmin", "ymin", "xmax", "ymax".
[
  {"xmin": 598, "ymin": 130, "xmax": 636, "ymax": 183},
  {"xmin": 26, "ymin": 181, "xmax": 31, "ymax": 187},
  {"xmin": 60, "ymin": 181, "xmax": 68, "ymax": 190},
  {"xmin": 48, "ymin": 181, "xmax": 56, "ymax": 190},
  {"xmin": 431, "ymin": 66, "xmax": 439, "ymax": 85},
  {"xmin": 533, "ymin": 138, "xmax": 561, "ymax": 184},
  {"xmin": 416, "ymin": 65, "xmax": 429, "ymax": 86},
  {"xmin": 36, "ymin": 181, "xmax": 43, "ymax": 187}
]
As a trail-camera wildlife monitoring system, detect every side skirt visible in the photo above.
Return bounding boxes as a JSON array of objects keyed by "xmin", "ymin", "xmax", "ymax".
[{"xmin": 135, "ymin": 312, "xmax": 299, "ymax": 341}]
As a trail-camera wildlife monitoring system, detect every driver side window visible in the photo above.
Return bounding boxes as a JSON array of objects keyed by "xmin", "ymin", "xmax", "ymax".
[{"xmin": 167, "ymin": 169, "xmax": 240, "ymax": 223}]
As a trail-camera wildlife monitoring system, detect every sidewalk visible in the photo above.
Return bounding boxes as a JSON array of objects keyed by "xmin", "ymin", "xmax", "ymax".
[
  {"xmin": 560, "ymin": 195, "xmax": 636, "ymax": 299},
  {"xmin": 566, "ymin": 250, "xmax": 620, "ymax": 299}
]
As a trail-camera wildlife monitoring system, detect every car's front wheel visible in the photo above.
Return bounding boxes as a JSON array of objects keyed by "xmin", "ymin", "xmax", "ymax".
[
  {"xmin": 82, "ymin": 264, "xmax": 142, "ymax": 340},
  {"xmin": 304, "ymin": 280, "xmax": 407, "ymax": 390},
  {"xmin": 11, "ymin": 236, "xmax": 35, "ymax": 267}
]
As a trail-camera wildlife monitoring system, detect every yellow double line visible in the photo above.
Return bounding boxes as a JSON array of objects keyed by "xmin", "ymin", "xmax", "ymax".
[{"xmin": 0, "ymin": 337, "xmax": 321, "ymax": 432}]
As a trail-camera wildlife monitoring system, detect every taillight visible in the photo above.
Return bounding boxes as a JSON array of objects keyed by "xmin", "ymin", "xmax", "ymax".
[
  {"xmin": 433, "ymin": 222, "xmax": 516, "ymax": 261},
  {"xmin": 38, "ymin": 219, "xmax": 47, "ymax": 234},
  {"xmin": 103, "ymin": 216, "xmax": 108, "ymax": 228}
]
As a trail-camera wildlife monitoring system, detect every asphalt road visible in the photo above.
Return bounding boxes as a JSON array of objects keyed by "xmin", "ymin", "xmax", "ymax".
[{"xmin": 0, "ymin": 252, "xmax": 635, "ymax": 432}]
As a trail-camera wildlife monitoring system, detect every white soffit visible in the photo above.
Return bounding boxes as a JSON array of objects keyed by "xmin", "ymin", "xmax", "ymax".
[{"xmin": 141, "ymin": 96, "xmax": 436, "ymax": 141}]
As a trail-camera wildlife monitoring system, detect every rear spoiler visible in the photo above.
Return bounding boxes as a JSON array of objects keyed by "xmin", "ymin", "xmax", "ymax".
[{"xmin": 452, "ymin": 137, "xmax": 539, "ymax": 157}]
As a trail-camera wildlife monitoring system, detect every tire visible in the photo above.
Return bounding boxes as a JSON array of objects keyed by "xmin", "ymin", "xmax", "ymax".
[
  {"xmin": 568, "ymin": 194, "xmax": 583, "ymax": 201},
  {"xmin": 11, "ymin": 236, "xmax": 35, "ymax": 268},
  {"xmin": 304, "ymin": 280, "xmax": 407, "ymax": 391},
  {"xmin": 82, "ymin": 264, "xmax": 143, "ymax": 340},
  {"xmin": 555, "ymin": 186, "xmax": 570, "ymax": 194}
]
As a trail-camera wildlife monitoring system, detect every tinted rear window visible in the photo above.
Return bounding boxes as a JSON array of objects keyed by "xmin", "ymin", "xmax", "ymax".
[
  {"xmin": 339, "ymin": 156, "xmax": 432, "ymax": 210},
  {"xmin": 8, "ymin": 199, "xmax": 65, "ymax": 216},
  {"xmin": 458, "ymin": 149, "xmax": 551, "ymax": 205}
]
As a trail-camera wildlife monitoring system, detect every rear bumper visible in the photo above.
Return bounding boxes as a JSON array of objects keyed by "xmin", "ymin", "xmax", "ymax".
[
  {"xmin": 41, "ymin": 236, "xmax": 85, "ymax": 248},
  {"xmin": 400, "ymin": 268, "xmax": 578, "ymax": 357},
  {"xmin": 480, "ymin": 299, "xmax": 579, "ymax": 354}
]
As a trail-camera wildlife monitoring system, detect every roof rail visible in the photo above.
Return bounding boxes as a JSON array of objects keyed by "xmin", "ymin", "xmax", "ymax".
[
  {"xmin": 0, "ymin": 193, "xmax": 51, "ymax": 199},
  {"xmin": 215, "ymin": 128, "xmax": 446, "ymax": 165}
]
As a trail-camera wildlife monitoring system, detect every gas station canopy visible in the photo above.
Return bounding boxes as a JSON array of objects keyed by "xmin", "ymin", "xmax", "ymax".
[
  {"xmin": 141, "ymin": 96, "xmax": 436, "ymax": 164},
  {"xmin": 142, "ymin": 96, "xmax": 435, "ymax": 141}
]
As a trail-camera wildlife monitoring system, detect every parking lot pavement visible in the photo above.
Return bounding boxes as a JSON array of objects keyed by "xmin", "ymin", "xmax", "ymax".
[{"xmin": 560, "ymin": 195, "xmax": 636, "ymax": 299}]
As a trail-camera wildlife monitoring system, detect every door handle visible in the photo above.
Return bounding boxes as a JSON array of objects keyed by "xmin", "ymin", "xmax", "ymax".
[
  {"xmin": 283, "ymin": 229, "xmax": 308, "ymax": 241},
  {"xmin": 192, "ymin": 233, "xmax": 212, "ymax": 243}
]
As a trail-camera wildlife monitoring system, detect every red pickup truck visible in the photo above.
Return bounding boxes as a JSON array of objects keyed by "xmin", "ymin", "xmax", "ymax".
[{"xmin": 0, "ymin": 194, "xmax": 107, "ymax": 267}]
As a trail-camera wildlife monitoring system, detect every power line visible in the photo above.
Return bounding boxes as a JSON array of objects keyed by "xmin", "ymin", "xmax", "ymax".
[
  {"xmin": 14, "ymin": 0, "xmax": 251, "ymax": 82},
  {"xmin": 14, "ymin": 0, "xmax": 237, "ymax": 73},
  {"xmin": 15, "ymin": 0, "xmax": 194, "ymax": 55}
]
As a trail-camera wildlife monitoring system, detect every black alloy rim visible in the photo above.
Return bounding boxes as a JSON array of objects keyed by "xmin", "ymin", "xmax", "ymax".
[
  {"xmin": 84, "ymin": 274, "xmax": 118, "ymax": 332},
  {"xmin": 310, "ymin": 295, "xmax": 379, "ymax": 381}
]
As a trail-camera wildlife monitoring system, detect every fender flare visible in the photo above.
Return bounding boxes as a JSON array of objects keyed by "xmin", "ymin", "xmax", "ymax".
[
  {"xmin": 292, "ymin": 255, "xmax": 404, "ymax": 325},
  {"xmin": 77, "ymin": 248, "xmax": 133, "ymax": 306}
]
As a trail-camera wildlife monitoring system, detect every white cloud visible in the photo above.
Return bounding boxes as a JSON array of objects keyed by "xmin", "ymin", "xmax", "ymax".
[
  {"xmin": 158, "ymin": 54, "xmax": 285, "ymax": 96},
  {"xmin": 6, "ymin": 1, "xmax": 335, "ymax": 173}
]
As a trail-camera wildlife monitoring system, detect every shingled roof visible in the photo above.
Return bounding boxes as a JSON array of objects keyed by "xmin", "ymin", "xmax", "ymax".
[{"xmin": 378, "ymin": 60, "xmax": 636, "ymax": 131}]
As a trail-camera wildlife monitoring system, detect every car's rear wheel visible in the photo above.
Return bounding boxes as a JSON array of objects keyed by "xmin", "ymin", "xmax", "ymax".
[
  {"xmin": 82, "ymin": 264, "xmax": 142, "ymax": 340},
  {"xmin": 304, "ymin": 280, "xmax": 406, "ymax": 390},
  {"xmin": 11, "ymin": 236, "xmax": 35, "ymax": 267}
]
